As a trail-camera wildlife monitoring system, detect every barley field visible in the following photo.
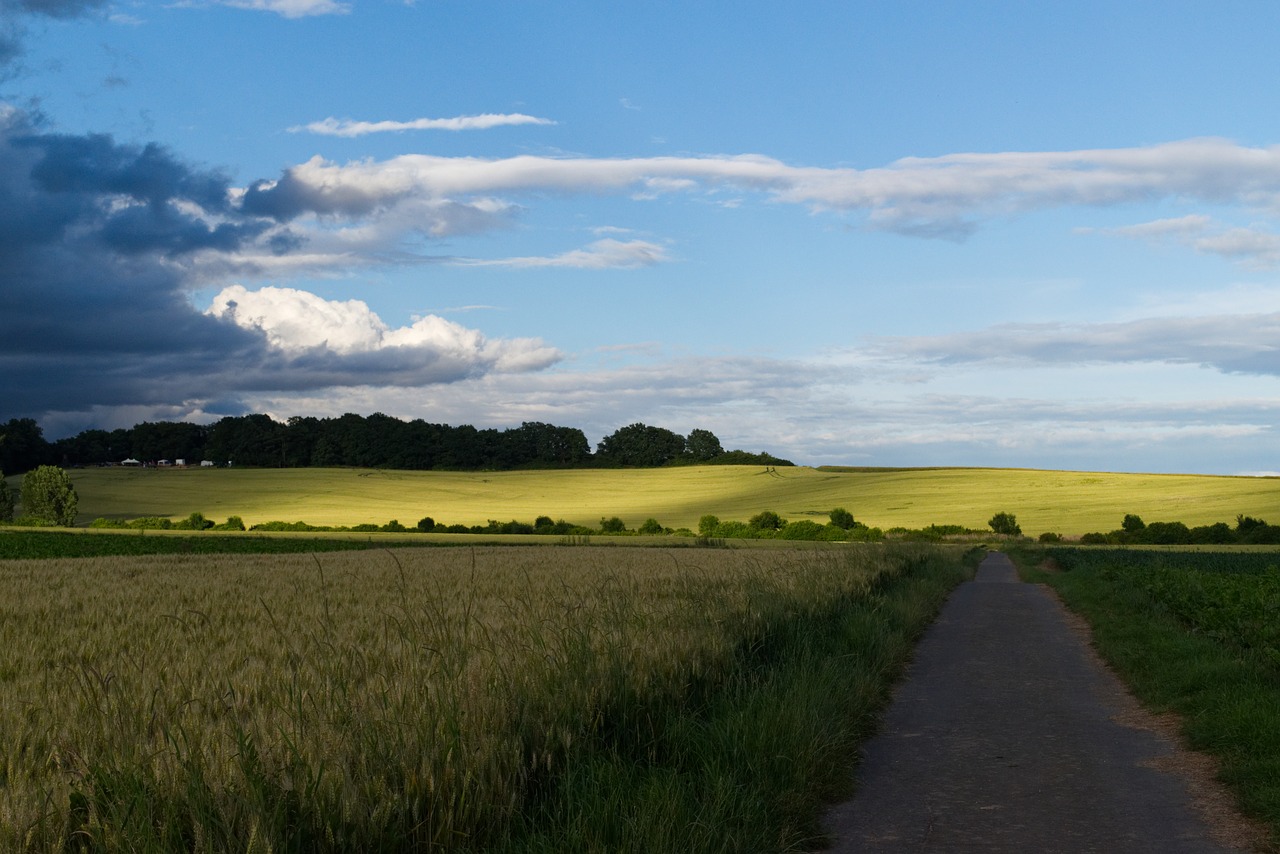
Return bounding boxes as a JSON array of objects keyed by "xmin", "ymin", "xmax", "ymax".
[{"xmin": 0, "ymin": 543, "xmax": 967, "ymax": 852}]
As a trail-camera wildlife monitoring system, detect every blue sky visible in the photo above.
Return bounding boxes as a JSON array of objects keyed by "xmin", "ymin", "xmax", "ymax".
[{"xmin": 3, "ymin": 0, "xmax": 1279, "ymax": 474}]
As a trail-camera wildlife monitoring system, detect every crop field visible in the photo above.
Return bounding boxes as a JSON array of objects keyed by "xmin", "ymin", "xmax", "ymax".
[
  {"xmin": 0, "ymin": 543, "xmax": 969, "ymax": 852},
  {"xmin": 46, "ymin": 465, "xmax": 1280, "ymax": 536},
  {"xmin": 1020, "ymin": 547, "xmax": 1280, "ymax": 842}
]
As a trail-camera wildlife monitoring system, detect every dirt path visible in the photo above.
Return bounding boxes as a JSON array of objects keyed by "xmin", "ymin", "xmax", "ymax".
[{"xmin": 820, "ymin": 551, "xmax": 1265, "ymax": 853}]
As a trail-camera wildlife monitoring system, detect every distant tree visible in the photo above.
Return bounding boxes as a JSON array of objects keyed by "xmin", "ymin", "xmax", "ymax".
[
  {"xmin": 596, "ymin": 423, "xmax": 686, "ymax": 467},
  {"xmin": 988, "ymin": 512, "xmax": 1021, "ymax": 537},
  {"xmin": 684, "ymin": 429, "xmax": 724, "ymax": 462},
  {"xmin": 698, "ymin": 514, "xmax": 720, "ymax": 536},
  {"xmin": 829, "ymin": 507, "xmax": 856, "ymax": 530},
  {"xmin": 637, "ymin": 518, "xmax": 664, "ymax": 535},
  {"xmin": 0, "ymin": 471, "xmax": 14, "ymax": 522},
  {"xmin": 1121, "ymin": 514, "xmax": 1145, "ymax": 534},
  {"xmin": 21, "ymin": 465, "xmax": 78, "ymax": 526},
  {"xmin": 748, "ymin": 510, "xmax": 785, "ymax": 531},
  {"xmin": 417, "ymin": 516, "xmax": 436, "ymax": 532},
  {"xmin": 599, "ymin": 516, "xmax": 627, "ymax": 533},
  {"xmin": 0, "ymin": 418, "xmax": 54, "ymax": 475}
]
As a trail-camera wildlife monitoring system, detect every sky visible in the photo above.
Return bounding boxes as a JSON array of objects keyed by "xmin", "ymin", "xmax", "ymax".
[{"xmin": 2, "ymin": 0, "xmax": 1279, "ymax": 474}]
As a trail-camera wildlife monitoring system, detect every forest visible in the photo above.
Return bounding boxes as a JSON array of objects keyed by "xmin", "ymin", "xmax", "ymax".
[{"xmin": 0, "ymin": 415, "xmax": 792, "ymax": 474}]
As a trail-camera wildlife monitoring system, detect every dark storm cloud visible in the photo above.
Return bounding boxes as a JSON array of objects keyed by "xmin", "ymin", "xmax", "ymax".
[
  {"xmin": 0, "ymin": 110, "xmax": 556, "ymax": 426},
  {"xmin": 0, "ymin": 114, "xmax": 270, "ymax": 415}
]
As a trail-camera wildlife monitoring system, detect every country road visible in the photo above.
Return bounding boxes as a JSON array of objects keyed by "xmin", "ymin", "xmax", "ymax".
[{"xmin": 821, "ymin": 552, "xmax": 1264, "ymax": 853}]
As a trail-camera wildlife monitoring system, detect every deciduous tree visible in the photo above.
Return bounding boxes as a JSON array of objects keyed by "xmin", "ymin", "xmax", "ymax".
[{"xmin": 21, "ymin": 465, "xmax": 78, "ymax": 526}]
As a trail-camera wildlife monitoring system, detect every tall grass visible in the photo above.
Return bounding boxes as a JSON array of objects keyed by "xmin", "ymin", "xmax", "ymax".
[{"xmin": 0, "ymin": 544, "xmax": 968, "ymax": 852}]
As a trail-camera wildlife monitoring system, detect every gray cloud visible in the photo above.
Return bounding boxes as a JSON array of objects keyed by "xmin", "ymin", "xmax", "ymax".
[
  {"xmin": 0, "ymin": 110, "xmax": 560, "ymax": 426},
  {"xmin": 873, "ymin": 313, "xmax": 1280, "ymax": 376}
]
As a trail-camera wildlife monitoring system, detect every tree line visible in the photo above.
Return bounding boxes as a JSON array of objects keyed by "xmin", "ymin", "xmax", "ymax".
[{"xmin": 0, "ymin": 415, "xmax": 792, "ymax": 474}]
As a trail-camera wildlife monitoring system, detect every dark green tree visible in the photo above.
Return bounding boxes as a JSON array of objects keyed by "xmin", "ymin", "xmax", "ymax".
[
  {"xmin": 829, "ymin": 507, "xmax": 856, "ymax": 529},
  {"xmin": 0, "ymin": 471, "xmax": 14, "ymax": 522},
  {"xmin": 596, "ymin": 423, "xmax": 686, "ymax": 467},
  {"xmin": 0, "ymin": 418, "xmax": 54, "ymax": 475},
  {"xmin": 21, "ymin": 465, "xmax": 78, "ymax": 526},
  {"xmin": 988, "ymin": 512, "xmax": 1021, "ymax": 536},
  {"xmin": 637, "ymin": 518, "xmax": 664, "ymax": 535},
  {"xmin": 684, "ymin": 429, "xmax": 724, "ymax": 462},
  {"xmin": 749, "ymin": 510, "xmax": 785, "ymax": 531},
  {"xmin": 1121, "ymin": 514, "xmax": 1145, "ymax": 534}
]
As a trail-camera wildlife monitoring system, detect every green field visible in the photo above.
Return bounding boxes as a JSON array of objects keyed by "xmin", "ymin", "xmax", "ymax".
[{"xmin": 46, "ymin": 464, "xmax": 1280, "ymax": 536}]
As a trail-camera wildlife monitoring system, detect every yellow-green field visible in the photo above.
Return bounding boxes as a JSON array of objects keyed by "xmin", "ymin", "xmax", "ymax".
[{"xmin": 53, "ymin": 464, "xmax": 1280, "ymax": 536}]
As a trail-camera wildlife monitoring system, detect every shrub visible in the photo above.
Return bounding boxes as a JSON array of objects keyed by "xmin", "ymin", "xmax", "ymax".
[
  {"xmin": 20, "ymin": 465, "xmax": 78, "ymax": 527},
  {"xmin": 1038, "ymin": 531, "xmax": 1063, "ymax": 543},
  {"xmin": 714, "ymin": 520, "xmax": 753, "ymax": 538},
  {"xmin": 599, "ymin": 516, "xmax": 627, "ymax": 534},
  {"xmin": 828, "ymin": 507, "xmax": 856, "ymax": 530},
  {"xmin": 637, "ymin": 518, "xmax": 664, "ymax": 535},
  {"xmin": 213, "ymin": 516, "xmax": 246, "ymax": 531},
  {"xmin": 382, "ymin": 519, "xmax": 407, "ymax": 533},
  {"xmin": 1080, "ymin": 532, "xmax": 1109, "ymax": 544},
  {"xmin": 175, "ymin": 512, "xmax": 213, "ymax": 531},
  {"xmin": 748, "ymin": 510, "xmax": 784, "ymax": 531},
  {"xmin": 127, "ymin": 517, "xmax": 172, "ymax": 530},
  {"xmin": 988, "ymin": 512, "xmax": 1021, "ymax": 537},
  {"xmin": 780, "ymin": 519, "xmax": 826, "ymax": 540}
]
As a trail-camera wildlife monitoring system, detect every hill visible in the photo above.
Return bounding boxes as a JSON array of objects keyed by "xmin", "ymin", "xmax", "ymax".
[{"xmin": 57, "ymin": 465, "xmax": 1280, "ymax": 536}]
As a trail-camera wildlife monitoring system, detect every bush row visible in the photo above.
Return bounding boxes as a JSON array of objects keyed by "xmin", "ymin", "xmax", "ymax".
[
  {"xmin": 1078, "ymin": 514, "xmax": 1280, "ymax": 546},
  {"xmin": 83, "ymin": 507, "xmax": 896, "ymax": 542}
]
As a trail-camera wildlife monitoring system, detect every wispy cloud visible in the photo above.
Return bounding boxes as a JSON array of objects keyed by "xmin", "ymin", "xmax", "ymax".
[
  {"xmin": 455, "ymin": 238, "xmax": 668, "ymax": 270},
  {"xmin": 873, "ymin": 312, "xmax": 1280, "ymax": 376},
  {"xmin": 239, "ymin": 138, "xmax": 1280, "ymax": 244},
  {"xmin": 1088, "ymin": 214, "xmax": 1280, "ymax": 268},
  {"xmin": 291, "ymin": 113, "xmax": 556, "ymax": 137},
  {"xmin": 214, "ymin": 0, "xmax": 349, "ymax": 18}
]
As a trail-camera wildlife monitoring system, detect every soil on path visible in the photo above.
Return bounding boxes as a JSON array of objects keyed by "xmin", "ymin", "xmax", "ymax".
[{"xmin": 821, "ymin": 551, "xmax": 1264, "ymax": 853}]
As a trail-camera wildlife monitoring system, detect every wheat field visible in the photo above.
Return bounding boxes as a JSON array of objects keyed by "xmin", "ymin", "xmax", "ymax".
[{"xmin": 0, "ymin": 543, "xmax": 960, "ymax": 851}]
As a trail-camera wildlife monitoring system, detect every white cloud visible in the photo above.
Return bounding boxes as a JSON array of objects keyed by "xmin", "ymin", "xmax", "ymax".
[
  {"xmin": 1092, "ymin": 214, "xmax": 1280, "ymax": 267},
  {"xmin": 240, "ymin": 138, "xmax": 1280, "ymax": 249},
  {"xmin": 455, "ymin": 238, "xmax": 669, "ymax": 269},
  {"xmin": 216, "ymin": 0, "xmax": 349, "ymax": 16},
  {"xmin": 206, "ymin": 284, "xmax": 561, "ymax": 375},
  {"xmin": 291, "ymin": 113, "xmax": 556, "ymax": 137}
]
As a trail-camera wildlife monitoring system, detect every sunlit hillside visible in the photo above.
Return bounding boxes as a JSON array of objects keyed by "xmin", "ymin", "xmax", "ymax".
[{"xmin": 58, "ymin": 465, "xmax": 1280, "ymax": 537}]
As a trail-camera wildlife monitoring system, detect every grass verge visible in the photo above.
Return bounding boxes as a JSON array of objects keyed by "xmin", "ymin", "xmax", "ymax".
[{"xmin": 1012, "ymin": 546, "xmax": 1280, "ymax": 849}]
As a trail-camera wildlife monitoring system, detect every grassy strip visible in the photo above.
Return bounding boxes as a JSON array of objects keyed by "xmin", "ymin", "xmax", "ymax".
[
  {"xmin": 0, "ymin": 529, "xmax": 412, "ymax": 558},
  {"xmin": 1013, "ymin": 547, "xmax": 1280, "ymax": 847},
  {"xmin": 502, "ymin": 547, "xmax": 976, "ymax": 852}
]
